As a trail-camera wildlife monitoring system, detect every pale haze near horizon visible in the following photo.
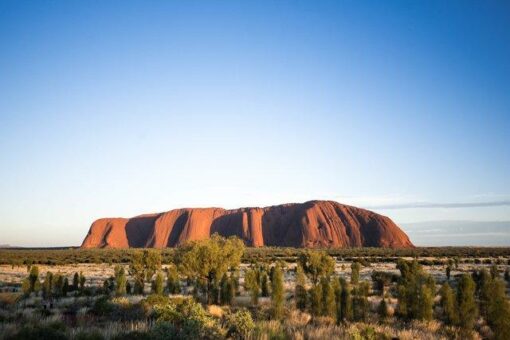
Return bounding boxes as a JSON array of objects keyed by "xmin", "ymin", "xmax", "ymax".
[{"xmin": 1, "ymin": 1, "xmax": 509, "ymax": 247}]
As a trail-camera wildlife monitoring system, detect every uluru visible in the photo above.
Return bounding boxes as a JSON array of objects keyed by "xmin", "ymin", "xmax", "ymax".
[{"xmin": 81, "ymin": 200, "xmax": 413, "ymax": 248}]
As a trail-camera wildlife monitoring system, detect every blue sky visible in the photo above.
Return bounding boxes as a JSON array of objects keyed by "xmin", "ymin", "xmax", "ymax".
[{"xmin": 1, "ymin": 1, "xmax": 509, "ymax": 246}]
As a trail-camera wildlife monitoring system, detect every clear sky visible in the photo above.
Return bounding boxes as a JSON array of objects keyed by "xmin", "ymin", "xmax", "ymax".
[{"xmin": 1, "ymin": 1, "xmax": 509, "ymax": 247}]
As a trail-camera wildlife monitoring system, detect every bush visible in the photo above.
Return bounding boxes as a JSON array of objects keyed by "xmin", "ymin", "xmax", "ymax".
[
  {"xmin": 5, "ymin": 321, "xmax": 68, "ymax": 340},
  {"xmin": 153, "ymin": 297, "xmax": 223, "ymax": 339},
  {"xmin": 90, "ymin": 296, "xmax": 116, "ymax": 317},
  {"xmin": 225, "ymin": 309, "xmax": 255, "ymax": 339},
  {"xmin": 74, "ymin": 330, "xmax": 105, "ymax": 340}
]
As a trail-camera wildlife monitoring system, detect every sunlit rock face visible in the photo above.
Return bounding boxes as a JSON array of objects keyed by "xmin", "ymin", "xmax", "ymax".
[{"xmin": 81, "ymin": 200, "xmax": 414, "ymax": 249}]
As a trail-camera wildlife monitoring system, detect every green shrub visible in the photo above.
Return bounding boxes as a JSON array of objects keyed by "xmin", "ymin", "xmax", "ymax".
[
  {"xmin": 153, "ymin": 297, "xmax": 223, "ymax": 339},
  {"xmin": 90, "ymin": 296, "xmax": 115, "ymax": 317},
  {"xmin": 74, "ymin": 330, "xmax": 105, "ymax": 340},
  {"xmin": 225, "ymin": 309, "xmax": 255, "ymax": 339},
  {"xmin": 5, "ymin": 321, "xmax": 68, "ymax": 340}
]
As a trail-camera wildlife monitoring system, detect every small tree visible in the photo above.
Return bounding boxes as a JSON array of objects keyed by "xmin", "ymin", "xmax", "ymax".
[
  {"xmin": 351, "ymin": 262, "xmax": 361, "ymax": 285},
  {"xmin": 298, "ymin": 251, "xmax": 335, "ymax": 285},
  {"xmin": 260, "ymin": 270, "xmax": 270, "ymax": 297},
  {"xmin": 153, "ymin": 271, "xmax": 165, "ymax": 295},
  {"xmin": 271, "ymin": 264, "xmax": 285, "ymax": 319},
  {"xmin": 175, "ymin": 234, "xmax": 244, "ymax": 304},
  {"xmin": 486, "ymin": 278, "xmax": 510, "ymax": 340},
  {"xmin": 396, "ymin": 259, "xmax": 435, "ymax": 321},
  {"xmin": 446, "ymin": 264, "xmax": 452, "ymax": 281},
  {"xmin": 309, "ymin": 283, "xmax": 322, "ymax": 317},
  {"xmin": 477, "ymin": 268, "xmax": 492, "ymax": 319},
  {"xmin": 457, "ymin": 274, "xmax": 478, "ymax": 331},
  {"xmin": 79, "ymin": 272, "xmax": 86, "ymax": 292},
  {"xmin": 340, "ymin": 278, "xmax": 353, "ymax": 322},
  {"xmin": 418, "ymin": 284, "xmax": 434, "ymax": 321},
  {"xmin": 53, "ymin": 274, "xmax": 64, "ymax": 298},
  {"xmin": 439, "ymin": 282, "xmax": 458, "ymax": 325},
  {"xmin": 220, "ymin": 273, "xmax": 235, "ymax": 305},
  {"xmin": 352, "ymin": 281, "xmax": 369, "ymax": 321},
  {"xmin": 166, "ymin": 265, "xmax": 180, "ymax": 294},
  {"xmin": 115, "ymin": 265, "xmax": 127, "ymax": 296},
  {"xmin": 231, "ymin": 268, "xmax": 240, "ymax": 296},
  {"xmin": 295, "ymin": 264, "xmax": 307, "ymax": 311},
  {"xmin": 62, "ymin": 278, "xmax": 69, "ymax": 297},
  {"xmin": 320, "ymin": 277, "xmax": 335, "ymax": 317},
  {"xmin": 378, "ymin": 298, "xmax": 389, "ymax": 320},
  {"xmin": 245, "ymin": 267, "xmax": 260, "ymax": 305},
  {"xmin": 28, "ymin": 266, "xmax": 39, "ymax": 293},
  {"xmin": 72, "ymin": 272, "xmax": 79, "ymax": 291},
  {"xmin": 334, "ymin": 278, "xmax": 342, "ymax": 323},
  {"xmin": 130, "ymin": 250, "xmax": 162, "ymax": 295},
  {"xmin": 43, "ymin": 272, "xmax": 53, "ymax": 299}
]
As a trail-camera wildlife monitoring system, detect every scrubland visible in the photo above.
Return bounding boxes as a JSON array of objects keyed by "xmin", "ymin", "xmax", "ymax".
[{"xmin": 1, "ymin": 239, "xmax": 509, "ymax": 339}]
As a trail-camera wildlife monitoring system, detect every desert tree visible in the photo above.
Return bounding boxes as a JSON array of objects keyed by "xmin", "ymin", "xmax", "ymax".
[
  {"xmin": 166, "ymin": 264, "xmax": 180, "ymax": 294},
  {"xmin": 260, "ymin": 269, "xmax": 270, "ymax": 298},
  {"xmin": 486, "ymin": 278, "xmax": 510, "ymax": 340},
  {"xmin": 114, "ymin": 265, "xmax": 127, "ymax": 296},
  {"xmin": 321, "ymin": 277, "xmax": 336, "ymax": 318},
  {"xmin": 298, "ymin": 251, "xmax": 335, "ymax": 285},
  {"xmin": 371, "ymin": 271, "xmax": 393, "ymax": 296},
  {"xmin": 418, "ymin": 284, "xmax": 434, "ymax": 321},
  {"xmin": 62, "ymin": 278, "xmax": 69, "ymax": 297},
  {"xmin": 439, "ymin": 282, "xmax": 458, "ymax": 326},
  {"xmin": 21, "ymin": 278, "xmax": 31, "ymax": 297},
  {"xmin": 220, "ymin": 273, "xmax": 235, "ymax": 305},
  {"xmin": 340, "ymin": 277, "xmax": 353, "ymax": 322},
  {"xmin": 457, "ymin": 274, "xmax": 478, "ymax": 331},
  {"xmin": 351, "ymin": 261, "xmax": 361, "ymax": 285},
  {"xmin": 309, "ymin": 282, "xmax": 322, "ymax": 317},
  {"xmin": 295, "ymin": 264, "xmax": 307, "ymax": 311},
  {"xmin": 475, "ymin": 268, "xmax": 492, "ymax": 319},
  {"xmin": 396, "ymin": 259, "xmax": 435, "ymax": 321},
  {"xmin": 53, "ymin": 274, "xmax": 64, "ymax": 297},
  {"xmin": 28, "ymin": 265, "xmax": 40, "ymax": 293},
  {"xmin": 43, "ymin": 272, "xmax": 53, "ymax": 299},
  {"xmin": 378, "ymin": 298, "xmax": 389, "ymax": 321},
  {"xmin": 352, "ymin": 281, "xmax": 370, "ymax": 321},
  {"xmin": 333, "ymin": 278, "xmax": 342, "ymax": 323},
  {"xmin": 244, "ymin": 266, "xmax": 261, "ymax": 306},
  {"xmin": 79, "ymin": 272, "xmax": 86, "ymax": 292},
  {"xmin": 152, "ymin": 271, "xmax": 165, "ymax": 295},
  {"xmin": 129, "ymin": 249, "xmax": 162, "ymax": 295},
  {"xmin": 271, "ymin": 263, "xmax": 285, "ymax": 319},
  {"xmin": 72, "ymin": 272, "xmax": 79, "ymax": 291},
  {"xmin": 175, "ymin": 234, "xmax": 244, "ymax": 304}
]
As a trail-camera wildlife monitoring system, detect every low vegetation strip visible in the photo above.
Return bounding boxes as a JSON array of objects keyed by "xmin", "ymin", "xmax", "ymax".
[
  {"xmin": 1, "ymin": 246, "xmax": 510, "ymax": 266},
  {"xmin": 1, "ymin": 236, "xmax": 510, "ymax": 339}
]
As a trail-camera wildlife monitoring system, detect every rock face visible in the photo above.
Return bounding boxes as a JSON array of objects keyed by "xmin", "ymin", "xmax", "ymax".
[{"xmin": 81, "ymin": 200, "xmax": 414, "ymax": 248}]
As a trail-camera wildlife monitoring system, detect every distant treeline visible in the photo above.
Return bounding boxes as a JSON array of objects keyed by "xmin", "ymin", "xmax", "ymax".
[{"xmin": 1, "ymin": 247, "xmax": 510, "ymax": 266}]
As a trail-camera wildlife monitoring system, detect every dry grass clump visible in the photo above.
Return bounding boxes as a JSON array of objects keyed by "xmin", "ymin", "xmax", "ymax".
[{"xmin": 207, "ymin": 304, "xmax": 225, "ymax": 318}]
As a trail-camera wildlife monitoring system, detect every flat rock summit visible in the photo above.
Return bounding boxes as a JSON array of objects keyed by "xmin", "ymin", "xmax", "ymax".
[{"xmin": 81, "ymin": 200, "xmax": 413, "ymax": 248}]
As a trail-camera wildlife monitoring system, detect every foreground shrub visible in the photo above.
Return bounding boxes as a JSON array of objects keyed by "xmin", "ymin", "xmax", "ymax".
[
  {"xmin": 153, "ymin": 297, "xmax": 223, "ymax": 339},
  {"xmin": 5, "ymin": 321, "xmax": 67, "ymax": 340},
  {"xmin": 224, "ymin": 309, "xmax": 255, "ymax": 339}
]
